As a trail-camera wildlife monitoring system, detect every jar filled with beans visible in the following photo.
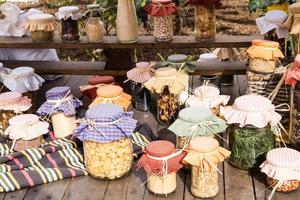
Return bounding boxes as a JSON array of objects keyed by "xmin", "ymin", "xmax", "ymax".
[{"xmin": 85, "ymin": 4, "xmax": 105, "ymax": 43}]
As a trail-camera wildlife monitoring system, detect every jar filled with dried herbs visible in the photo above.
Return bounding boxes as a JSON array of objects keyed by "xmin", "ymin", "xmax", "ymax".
[
  {"xmin": 222, "ymin": 95, "xmax": 281, "ymax": 170},
  {"xmin": 85, "ymin": 4, "xmax": 105, "ymax": 43},
  {"xmin": 145, "ymin": 0, "xmax": 177, "ymax": 42}
]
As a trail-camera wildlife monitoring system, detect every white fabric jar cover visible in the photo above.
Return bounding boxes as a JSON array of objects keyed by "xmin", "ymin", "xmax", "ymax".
[
  {"xmin": 1, "ymin": 67, "xmax": 44, "ymax": 93},
  {"xmin": 55, "ymin": 6, "xmax": 82, "ymax": 20},
  {"xmin": 0, "ymin": 92, "xmax": 32, "ymax": 112}
]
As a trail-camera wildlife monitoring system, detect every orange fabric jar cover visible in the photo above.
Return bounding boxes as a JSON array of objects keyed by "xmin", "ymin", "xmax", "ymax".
[
  {"xmin": 79, "ymin": 76, "xmax": 115, "ymax": 100},
  {"xmin": 145, "ymin": 0, "xmax": 177, "ymax": 17},
  {"xmin": 137, "ymin": 140, "xmax": 186, "ymax": 176},
  {"xmin": 246, "ymin": 39, "xmax": 284, "ymax": 60},
  {"xmin": 285, "ymin": 54, "xmax": 300, "ymax": 88},
  {"xmin": 89, "ymin": 85, "xmax": 131, "ymax": 110}
]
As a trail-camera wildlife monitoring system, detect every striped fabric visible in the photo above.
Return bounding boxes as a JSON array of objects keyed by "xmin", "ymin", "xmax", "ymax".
[{"xmin": 0, "ymin": 137, "xmax": 87, "ymax": 192}]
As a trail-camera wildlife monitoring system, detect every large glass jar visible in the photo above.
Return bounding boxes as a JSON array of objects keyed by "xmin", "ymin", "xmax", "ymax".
[
  {"xmin": 229, "ymin": 125, "xmax": 275, "ymax": 170},
  {"xmin": 194, "ymin": 4, "xmax": 216, "ymax": 41},
  {"xmin": 156, "ymin": 86, "xmax": 180, "ymax": 126},
  {"xmin": 84, "ymin": 138, "xmax": 133, "ymax": 180},
  {"xmin": 130, "ymin": 82, "xmax": 152, "ymax": 112},
  {"xmin": 153, "ymin": 15, "xmax": 173, "ymax": 42}
]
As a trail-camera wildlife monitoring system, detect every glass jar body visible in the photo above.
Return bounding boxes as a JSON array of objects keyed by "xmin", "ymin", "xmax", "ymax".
[
  {"xmin": 51, "ymin": 112, "xmax": 77, "ymax": 138},
  {"xmin": 130, "ymin": 81, "xmax": 152, "ymax": 112},
  {"xmin": 31, "ymin": 31, "xmax": 53, "ymax": 42},
  {"xmin": 229, "ymin": 125, "xmax": 275, "ymax": 170},
  {"xmin": 194, "ymin": 4, "xmax": 216, "ymax": 41},
  {"xmin": 85, "ymin": 17, "xmax": 105, "ymax": 43},
  {"xmin": 14, "ymin": 137, "xmax": 41, "ymax": 151},
  {"xmin": 249, "ymin": 58, "xmax": 276, "ymax": 74},
  {"xmin": 191, "ymin": 166, "xmax": 219, "ymax": 198},
  {"xmin": 147, "ymin": 172, "xmax": 177, "ymax": 195},
  {"xmin": 61, "ymin": 18, "xmax": 80, "ymax": 42},
  {"xmin": 83, "ymin": 138, "xmax": 133, "ymax": 180},
  {"xmin": 153, "ymin": 15, "xmax": 173, "ymax": 42},
  {"xmin": 0, "ymin": 110, "xmax": 17, "ymax": 138},
  {"xmin": 267, "ymin": 177, "xmax": 300, "ymax": 192}
]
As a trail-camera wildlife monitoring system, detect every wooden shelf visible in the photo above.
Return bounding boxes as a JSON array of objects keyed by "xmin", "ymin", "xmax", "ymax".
[{"xmin": 0, "ymin": 35, "xmax": 260, "ymax": 49}]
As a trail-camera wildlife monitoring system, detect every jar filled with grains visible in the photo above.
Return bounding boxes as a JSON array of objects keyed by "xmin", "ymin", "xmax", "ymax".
[
  {"xmin": 55, "ymin": 6, "xmax": 81, "ymax": 42},
  {"xmin": 137, "ymin": 140, "xmax": 186, "ymax": 195},
  {"xmin": 74, "ymin": 104, "xmax": 137, "ymax": 180},
  {"xmin": 145, "ymin": 0, "xmax": 177, "ymax": 42},
  {"xmin": 183, "ymin": 137, "xmax": 230, "ymax": 198},
  {"xmin": 222, "ymin": 95, "xmax": 280, "ymax": 170},
  {"xmin": 246, "ymin": 40, "xmax": 284, "ymax": 74},
  {"xmin": 260, "ymin": 148, "xmax": 300, "ymax": 197},
  {"xmin": 85, "ymin": 4, "xmax": 105, "ymax": 43}
]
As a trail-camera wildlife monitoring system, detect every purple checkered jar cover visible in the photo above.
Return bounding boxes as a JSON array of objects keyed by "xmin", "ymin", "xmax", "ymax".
[
  {"xmin": 74, "ymin": 104, "xmax": 137, "ymax": 143},
  {"xmin": 37, "ymin": 86, "xmax": 82, "ymax": 116}
]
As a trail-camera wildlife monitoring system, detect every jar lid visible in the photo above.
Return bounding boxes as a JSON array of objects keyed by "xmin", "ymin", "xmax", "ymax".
[
  {"xmin": 87, "ymin": 75, "xmax": 115, "ymax": 85},
  {"xmin": 58, "ymin": 6, "xmax": 79, "ymax": 15},
  {"xmin": 265, "ymin": 10, "xmax": 288, "ymax": 24},
  {"xmin": 26, "ymin": 13, "xmax": 57, "ymax": 32},
  {"xmin": 252, "ymin": 39, "xmax": 279, "ymax": 48},
  {"xmin": 46, "ymin": 86, "xmax": 70, "ymax": 100},
  {"xmin": 0, "ymin": 92, "xmax": 32, "ymax": 112},
  {"xmin": 179, "ymin": 107, "xmax": 214, "ymax": 123},
  {"xmin": 146, "ymin": 140, "xmax": 175, "ymax": 157},
  {"xmin": 0, "ymin": 92, "xmax": 22, "ymax": 105},
  {"xmin": 9, "ymin": 114, "xmax": 39, "ymax": 126},
  {"xmin": 96, "ymin": 85, "xmax": 123, "ymax": 98},
  {"xmin": 87, "ymin": 4, "xmax": 100, "ymax": 9},
  {"xmin": 27, "ymin": 13, "xmax": 55, "ymax": 23},
  {"xmin": 56, "ymin": 6, "xmax": 81, "ymax": 20},
  {"xmin": 12, "ymin": 67, "xmax": 34, "ymax": 77},
  {"xmin": 86, "ymin": 103, "xmax": 124, "ymax": 122},
  {"xmin": 126, "ymin": 62, "xmax": 155, "ymax": 83},
  {"xmin": 198, "ymin": 53, "xmax": 218, "ymax": 62},
  {"xmin": 155, "ymin": 67, "xmax": 177, "ymax": 77},
  {"xmin": 247, "ymin": 39, "xmax": 284, "ymax": 60},
  {"xmin": 190, "ymin": 137, "xmax": 219, "ymax": 153},
  {"xmin": 168, "ymin": 54, "xmax": 188, "ymax": 63},
  {"xmin": 286, "ymin": 54, "xmax": 300, "ymax": 88},
  {"xmin": 145, "ymin": 0, "xmax": 177, "ymax": 17},
  {"xmin": 194, "ymin": 85, "xmax": 220, "ymax": 99},
  {"xmin": 289, "ymin": 2, "xmax": 300, "ymax": 14}
]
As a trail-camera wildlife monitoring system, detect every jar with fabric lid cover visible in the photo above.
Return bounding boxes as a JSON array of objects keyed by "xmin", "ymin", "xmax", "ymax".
[
  {"xmin": 168, "ymin": 107, "xmax": 227, "ymax": 149},
  {"xmin": 26, "ymin": 13, "xmax": 58, "ymax": 42},
  {"xmin": 0, "ymin": 92, "xmax": 32, "ymax": 137},
  {"xmin": 260, "ymin": 148, "xmax": 300, "ymax": 197},
  {"xmin": 197, "ymin": 53, "xmax": 218, "ymax": 80},
  {"xmin": 4, "ymin": 114, "xmax": 49, "ymax": 151},
  {"xmin": 183, "ymin": 137, "xmax": 231, "ymax": 198},
  {"xmin": 185, "ymin": 84, "xmax": 230, "ymax": 116},
  {"xmin": 246, "ymin": 40, "xmax": 284, "ymax": 74},
  {"xmin": 55, "ymin": 6, "xmax": 81, "ymax": 42},
  {"xmin": 0, "ymin": 62, "xmax": 11, "ymax": 93},
  {"xmin": 222, "ymin": 95, "xmax": 280, "ymax": 170},
  {"xmin": 89, "ymin": 84, "xmax": 132, "ymax": 110},
  {"xmin": 137, "ymin": 140, "xmax": 186, "ymax": 195},
  {"xmin": 85, "ymin": 4, "xmax": 105, "ymax": 43},
  {"xmin": 145, "ymin": 0, "xmax": 177, "ymax": 42},
  {"xmin": 37, "ymin": 87, "xmax": 82, "ymax": 138},
  {"xmin": 74, "ymin": 104, "xmax": 136, "ymax": 180},
  {"xmin": 144, "ymin": 67, "xmax": 188, "ymax": 125},
  {"xmin": 126, "ymin": 62, "xmax": 155, "ymax": 112}
]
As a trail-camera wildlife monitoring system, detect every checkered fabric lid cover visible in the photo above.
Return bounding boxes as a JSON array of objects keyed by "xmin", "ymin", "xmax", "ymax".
[
  {"xmin": 260, "ymin": 148, "xmax": 300, "ymax": 181},
  {"xmin": 74, "ymin": 104, "xmax": 137, "ymax": 143},
  {"xmin": 0, "ymin": 92, "xmax": 32, "ymax": 112},
  {"xmin": 37, "ymin": 86, "xmax": 82, "ymax": 116}
]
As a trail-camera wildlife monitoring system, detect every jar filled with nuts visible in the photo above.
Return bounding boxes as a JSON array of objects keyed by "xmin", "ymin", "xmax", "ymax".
[
  {"xmin": 183, "ymin": 137, "xmax": 231, "ymax": 198},
  {"xmin": 246, "ymin": 40, "xmax": 284, "ymax": 74},
  {"xmin": 0, "ymin": 92, "xmax": 32, "ymax": 137},
  {"xmin": 74, "ymin": 104, "xmax": 137, "ymax": 180},
  {"xmin": 145, "ymin": 0, "xmax": 177, "ymax": 42},
  {"xmin": 137, "ymin": 140, "xmax": 186, "ymax": 195},
  {"xmin": 168, "ymin": 107, "xmax": 227, "ymax": 149},
  {"xmin": 260, "ymin": 148, "xmax": 300, "ymax": 197},
  {"xmin": 85, "ymin": 4, "xmax": 105, "ymax": 43},
  {"xmin": 126, "ymin": 62, "xmax": 155, "ymax": 112}
]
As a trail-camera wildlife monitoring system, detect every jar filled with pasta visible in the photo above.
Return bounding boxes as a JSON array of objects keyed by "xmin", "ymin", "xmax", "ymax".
[
  {"xmin": 74, "ymin": 104, "xmax": 137, "ymax": 180},
  {"xmin": 144, "ymin": 67, "xmax": 189, "ymax": 125},
  {"xmin": 145, "ymin": 0, "xmax": 177, "ymax": 42},
  {"xmin": 55, "ymin": 6, "xmax": 81, "ymax": 42},
  {"xmin": 260, "ymin": 148, "xmax": 300, "ymax": 197},
  {"xmin": 222, "ymin": 95, "xmax": 279, "ymax": 170},
  {"xmin": 183, "ymin": 137, "xmax": 230, "ymax": 198},
  {"xmin": 246, "ymin": 40, "xmax": 284, "ymax": 74},
  {"xmin": 168, "ymin": 107, "xmax": 227, "ymax": 149},
  {"xmin": 85, "ymin": 4, "xmax": 105, "ymax": 43},
  {"xmin": 137, "ymin": 140, "xmax": 186, "ymax": 195}
]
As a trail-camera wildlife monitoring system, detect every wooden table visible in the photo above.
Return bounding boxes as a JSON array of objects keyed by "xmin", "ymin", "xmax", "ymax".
[{"xmin": 1, "ymin": 75, "xmax": 298, "ymax": 200}]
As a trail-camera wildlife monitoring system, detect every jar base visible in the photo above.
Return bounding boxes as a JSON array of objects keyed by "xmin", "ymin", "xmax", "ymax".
[
  {"xmin": 195, "ymin": 37, "xmax": 215, "ymax": 42},
  {"xmin": 118, "ymin": 39, "xmax": 138, "ymax": 44},
  {"xmin": 154, "ymin": 38, "xmax": 172, "ymax": 43},
  {"xmin": 88, "ymin": 167, "xmax": 132, "ymax": 181}
]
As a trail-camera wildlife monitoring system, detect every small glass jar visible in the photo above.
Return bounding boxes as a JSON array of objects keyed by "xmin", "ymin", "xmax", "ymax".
[
  {"xmin": 85, "ymin": 4, "xmax": 105, "ymax": 43},
  {"xmin": 267, "ymin": 177, "xmax": 300, "ymax": 192},
  {"xmin": 194, "ymin": 4, "xmax": 216, "ymax": 41},
  {"xmin": 84, "ymin": 138, "xmax": 133, "ymax": 180},
  {"xmin": 153, "ymin": 15, "xmax": 173, "ymax": 42},
  {"xmin": 130, "ymin": 82, "xmax": 152, "ymax": 112},
  {"xmin": 156, "ymin": 86, "xmax": 180, "ymax": 126},
  {"xmin": 229, "ymin": 125, "xmax": 275, "ymax": 170},
  {"xmin": 14, "ymin": 137, "xmax": 42, "ymax": 152}
]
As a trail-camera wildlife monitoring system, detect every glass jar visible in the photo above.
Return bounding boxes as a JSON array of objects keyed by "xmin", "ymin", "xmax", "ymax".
[
  {"xmin": 61, "ymin": 18, "xmax": 79, "ymax": 42},
  {"xmin": 194, "ymin": 4, "xmax": 216, "ymax": 41},
  {"xmin": 191, "ymin": 166, "xmax": 218, "ymax": 198},
  {"xmin": 14, "ymin": 137, "xmax": 41, "ymax": 152},
  {"xmin": 147, "ymin": 172, "xmax": 177, "ymax": 195},
  {"xmin": 156, "ymin": 86, "xmax": 180, "ymax": 126},
  {"xmin": 130, "ymin": 81, "xmax": 152, "ymax": 112},
  {"xmin": 83, "ymin": 137, "xmax": 133, "ymax": 180},
  {"xmin": 153, "ymin": 15, "xmax": 173, "ymax": 42},
  {"xmin": 85, "ymin": 17, "xmax": 105, "ymax": 43},
  {"xmin": 249, "ymin": 58, "xmax": 277, "ymax": 74},
  {"xmin": 229, "ymin": 125, "xmax": 275, "ymax": 170},
  {"xmin": 0, "ymin": 111, "xmax": 16, "ymax": 138},
  {"xmin": 267, "ymin": 177, "xmax": 300, "ymax": 192}
]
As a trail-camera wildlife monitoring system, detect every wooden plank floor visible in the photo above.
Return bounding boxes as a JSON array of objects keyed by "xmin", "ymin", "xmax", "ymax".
[{"xmin": 1, "ymin": 75, "xmax": 299, "ymax": 200}]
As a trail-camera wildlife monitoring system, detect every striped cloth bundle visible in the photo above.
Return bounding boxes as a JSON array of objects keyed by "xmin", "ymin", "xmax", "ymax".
[{"xmin": 0, "ymin": 137, "xmax": 87, "ymax": 192}]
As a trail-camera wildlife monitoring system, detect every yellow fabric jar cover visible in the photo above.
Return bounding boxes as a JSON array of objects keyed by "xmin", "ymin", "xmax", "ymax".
[
  {"xmin": 183, "ymin": 137, "xmax": 231, "ymax": 171},
  {"xmin": 246, "ymin": 40, "xmax": 284, "ymax": 60},
  {"xmin": 26, "ymin": 13, "xmax": 58, "ymax": 32},
  {"xmin": 284, "ymin": 2, "xmax": 300, "ymax": 34},
  {"xmin": 89, "ymin": 85, "xmax": 131, "ymax": 110},
  {"xmin": 144, "ymin": 67, "xmax": 188, "ymax": 95}
]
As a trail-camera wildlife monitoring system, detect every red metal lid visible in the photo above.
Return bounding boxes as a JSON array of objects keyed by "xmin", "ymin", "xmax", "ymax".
[
  {"xmin": 88, "ymin": 76, "xmax": 115, "ymax": 85},
  {"xmin": 146, "ymin": 140, "xmax": 175, "ymax": 157}
]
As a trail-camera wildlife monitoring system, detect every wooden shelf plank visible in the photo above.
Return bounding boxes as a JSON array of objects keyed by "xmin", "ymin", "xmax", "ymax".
[{"xmin": 0, "ymin": 35, "xmax": 260, "ymax": 49}]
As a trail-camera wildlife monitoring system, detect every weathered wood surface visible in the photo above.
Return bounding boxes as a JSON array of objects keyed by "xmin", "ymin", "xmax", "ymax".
[
  {"xmin": 1, "ymin": 75, "xmax": 298, "ymax": 200},
  {"xmin": 0, "ymin": 35, "xmax": 260, "ymax": 49}
]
